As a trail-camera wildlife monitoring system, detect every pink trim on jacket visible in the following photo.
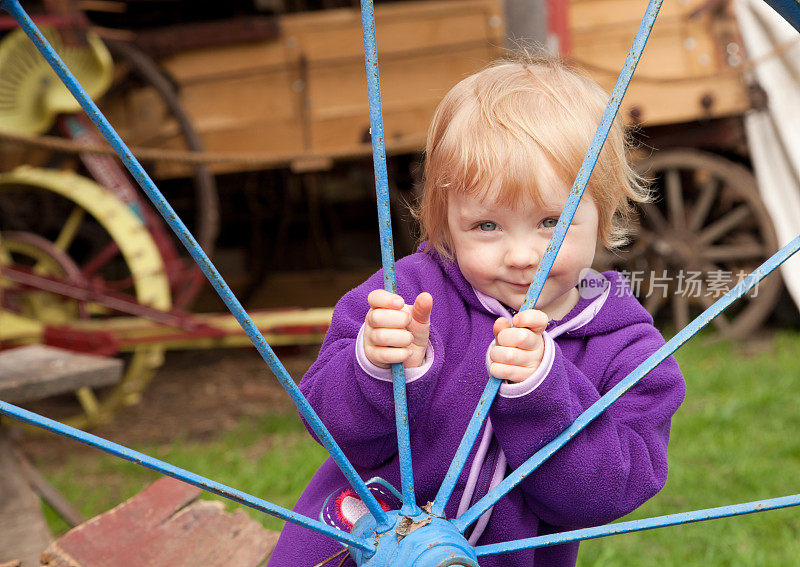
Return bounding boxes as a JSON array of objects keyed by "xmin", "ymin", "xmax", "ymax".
[
  {"xmin": 355, "ymin": 323, "xmax": 434, "ymax": 382},
  {"xmin": 457, "ymin": 419, "xmax": 494, "ymax": 517}
]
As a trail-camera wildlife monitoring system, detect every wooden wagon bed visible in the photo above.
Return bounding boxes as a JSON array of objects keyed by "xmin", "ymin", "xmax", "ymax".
[
  {"xmin": 103, "ymin": 0, "xmax": 505, "ymax": 178},
  {"xmin": 566, "ymin": 0, "xmax": 751, "ymax": 126}
]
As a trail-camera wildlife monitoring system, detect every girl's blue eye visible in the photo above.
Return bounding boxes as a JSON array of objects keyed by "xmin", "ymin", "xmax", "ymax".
[
  {"xmin": 541, "ymin": 218, "xmax": 558, "ymax": 229},
  {"xmin": 478, "ymin": 221, "xmax": 497, "ymax": 231}
]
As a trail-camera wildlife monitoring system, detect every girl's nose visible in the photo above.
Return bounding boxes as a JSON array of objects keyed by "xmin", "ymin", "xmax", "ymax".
[{"xmin": 505, "ymin": 240, "xmax": 540, "ymax": 269}]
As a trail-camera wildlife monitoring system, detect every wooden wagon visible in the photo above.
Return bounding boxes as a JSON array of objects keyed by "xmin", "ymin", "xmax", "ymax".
[
  {"xmin": 99, "ymin": 0, "xmax": 786, "ymax": 338},
  {"xmin": 112, "ymin": 0, "xmax": 506, "ymax": 178},
  {"xmin": 556, "ymin": 0, "xmax": 786, "ymax": 338}
]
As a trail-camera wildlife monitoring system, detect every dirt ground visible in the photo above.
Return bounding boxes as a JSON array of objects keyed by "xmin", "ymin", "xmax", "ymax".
[
  {"xmin": 18, "ymin": 345, "xmax": 322, "ymax": 463},
  {"xmin": 16, "ymin": 268, "xmax": 374, "ymax": 461}
]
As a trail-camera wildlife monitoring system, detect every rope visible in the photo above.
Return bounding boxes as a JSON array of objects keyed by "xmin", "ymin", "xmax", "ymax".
[
  {"xmin": 0, "ymin": 129, "xmax": 426, "ymax": 168},
  {"xmin": 568, "ymin": 35, "xmax": 800, "ymax": 84}
]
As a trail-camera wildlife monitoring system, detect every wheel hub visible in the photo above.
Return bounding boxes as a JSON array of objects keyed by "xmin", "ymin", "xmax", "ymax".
[{"xmin": 350, "ymin": 511, "xmax": 478, "ymax": 567}]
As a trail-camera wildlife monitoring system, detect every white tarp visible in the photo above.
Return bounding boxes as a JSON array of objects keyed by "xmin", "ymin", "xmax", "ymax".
[{"xmin": 735, "ymin": 0, "xmax": 800, "ymax": 309}]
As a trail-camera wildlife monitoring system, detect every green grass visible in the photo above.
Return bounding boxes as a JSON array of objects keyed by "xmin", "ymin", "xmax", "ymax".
[
  {"xmin": 578, "ymin": 331, "xmax": 800, "ymax": 566},
  {"xmin": 35, "ymin": 331, "xmax": 800, "ymax": 564}
]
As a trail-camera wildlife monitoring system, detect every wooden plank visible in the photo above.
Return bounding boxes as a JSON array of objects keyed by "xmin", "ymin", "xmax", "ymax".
[
  {"xmin": 133, "ymin": 502, "xmax": 277, "ymax": 566},
  {"xmin": 65, "ymin": 307, "xmax": 333, "ymax": 351},
  {"xmin": 283, "ymin": 0, "xmax": 503, "ymax": 64},
  {"xmin": 308, "ymin": 44, "xmax": 497, "ymax": 114},
  {"xmin": 0, "ymin": 434, "xmax": 51, "ymax": 567},
  {"xmin": 14, "ymin": 446, "xmax": 85, "ymax": 528},
  {"xmin": 569, "ymin": 0, "xmax": 707, "ymax": 32},
  {"xmin": 569, "ymin": 0, "xmax": 749, "ymax": 126},
  {"xmin": 308, "ymin": 44, "xmax": 500, "ymax": 149},
  {"xmin": 0, "ymin": 345, "xmax": 122, "ymax": 403},
  {"xmin": 41, "ymin": 477, "xmax": 278, "ymax": 567},
  {"xmin": 573, "ymin": 17, "xmax": 691, "ymax": 77},
  {"xmin": 606, "ymin": 75, "xmax": 749, "ymax": 126},
  {"xmin": 161, "ymin": 41, "xmax": 289, "ymax": 84},
  {"xmin": 178, "ymin": 71, "xmax": 300, "ymax": 125},
  {"xmin": 99, "ymin": 0, "xmax": 505, "ymax": 177},
  {"xmin": 41, "ymin": 478, "xmax": 200, "ymax": 566}
]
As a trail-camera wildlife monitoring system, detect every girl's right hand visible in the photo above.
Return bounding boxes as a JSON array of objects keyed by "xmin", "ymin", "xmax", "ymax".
[{"xmin": 364, "ymin": 290, "xmax": 433, "ymax": 369}]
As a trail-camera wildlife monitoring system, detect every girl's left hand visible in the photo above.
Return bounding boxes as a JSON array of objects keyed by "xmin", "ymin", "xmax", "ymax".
[{"xmin": 489, "ymin": 309, "xmax": 549, "ymax": 383}]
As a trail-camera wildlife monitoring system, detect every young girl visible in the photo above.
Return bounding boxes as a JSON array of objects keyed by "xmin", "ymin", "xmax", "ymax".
[{"xmin": 269, "ymin": 54, "xmax": 686, "ymax": 566}]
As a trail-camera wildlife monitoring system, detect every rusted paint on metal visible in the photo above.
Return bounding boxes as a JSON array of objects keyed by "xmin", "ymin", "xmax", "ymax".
[{"xmin": 359, "ymin": 0, "xmax": 418, "ymax": 519}]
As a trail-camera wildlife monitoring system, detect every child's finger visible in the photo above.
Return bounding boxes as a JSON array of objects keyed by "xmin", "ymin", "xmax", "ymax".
[
  {"xmin": 410, "ymin": 292, "xmax": 433, "ymax": 325},
  {"xmin": 407, "ymin": 293, "xmax": 433, "ymax": 347},
  {"xmin": 490, "ymin": 345, "xmax": 540, "ymax": 368},
  {"xmin": 493, "ymin": 317, "xmax": 512, "ymax": 338},
  {"xmin": 365, "ymin": 327, "xmax": 413, "ymax": 348},
  {"xmin": 367, "ymin": 289, "xmax": 405, "ymax": 310},
  {"xmin": 512, "ymin": 309, "xmax": 549, "ymax": 333},
  {"xmin": 496, "ymin": 326, "xmax": 543, "ymax": 351},
  {"xmin": 489, "ymin": 362, "xmax": 536, "ymax": 383},
  {"xmin": 366, "ymin": 307, "xmax": 410, "ymax": 330},
  {"xmin": 367, "ymin": 345, "xmax": 414, "ymax": 366}
]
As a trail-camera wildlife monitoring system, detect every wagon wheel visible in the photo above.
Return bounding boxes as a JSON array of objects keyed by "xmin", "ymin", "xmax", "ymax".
[
  {"xmin": 85, "ymin": 39, "xmax": 219, "ymax": 308},
  {"xmin": 0, "ymin": 166, "xmax": 171, "ymax": 429},
  {"xmin": 0, "ymin": 27, "xmax": 218, "ymax": 308},
  {"xmin": 100, "ymin": 39, "xmax": 219, "ymax": 262},
  {"xmin": 607, "ymin": 149, "xmax": 782, "ymax": 339}
]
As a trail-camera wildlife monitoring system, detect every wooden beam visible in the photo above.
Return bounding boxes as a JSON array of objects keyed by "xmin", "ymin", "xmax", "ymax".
[{"xmin": 0, "ymin": 345, "xmax": 122, "ymax": 403}]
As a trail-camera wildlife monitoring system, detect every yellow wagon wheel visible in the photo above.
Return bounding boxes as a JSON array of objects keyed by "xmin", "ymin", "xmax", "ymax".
[{"xmin": 0, "ymin": 166, "xmax": 171, "ymax": 428}]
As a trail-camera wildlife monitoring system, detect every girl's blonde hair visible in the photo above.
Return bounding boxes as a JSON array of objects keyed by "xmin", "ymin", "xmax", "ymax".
[{"xmin": 415, "ymin": 52, "xmax": 648, "ymax": 257}]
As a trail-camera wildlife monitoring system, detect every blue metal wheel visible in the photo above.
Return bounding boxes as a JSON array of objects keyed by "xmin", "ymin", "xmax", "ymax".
[{"xmin": 1, "ymin": 0, "xmax": 799, "ymax": 565}]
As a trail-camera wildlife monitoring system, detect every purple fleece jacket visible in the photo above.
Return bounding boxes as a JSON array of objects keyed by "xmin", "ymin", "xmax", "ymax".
[{"xmin": 269, "ymin": 248, "xmax": 685, "ymax": 567}]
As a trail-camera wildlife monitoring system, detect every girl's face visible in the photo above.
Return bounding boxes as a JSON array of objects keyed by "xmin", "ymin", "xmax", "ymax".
[{"xmin": 446, "ymin": 174, "xmax": 599, "ymax": 318}]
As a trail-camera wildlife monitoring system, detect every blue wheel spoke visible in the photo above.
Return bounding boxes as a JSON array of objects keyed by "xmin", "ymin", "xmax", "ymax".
[
  {"xmin": 0, "ymin": 0, "xmax": 391, "ymax": 531},
  {"xmin": 474, "ymin": 493, "xmax": 800, "ymax": 555},
  {"xmin": 360, "ymin": 0, "xmax": 419, "ymax": 516},
  {"xmin": 432, "ymin": 0, "xmax": 665, "ymax": 519},
  {"xmin": 0, "ymin": 399, "xmax": 374, "ymax": 553},
  {"xmin": 455, "ymin": 234, "xmax": 800, "ymax": 532}
]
